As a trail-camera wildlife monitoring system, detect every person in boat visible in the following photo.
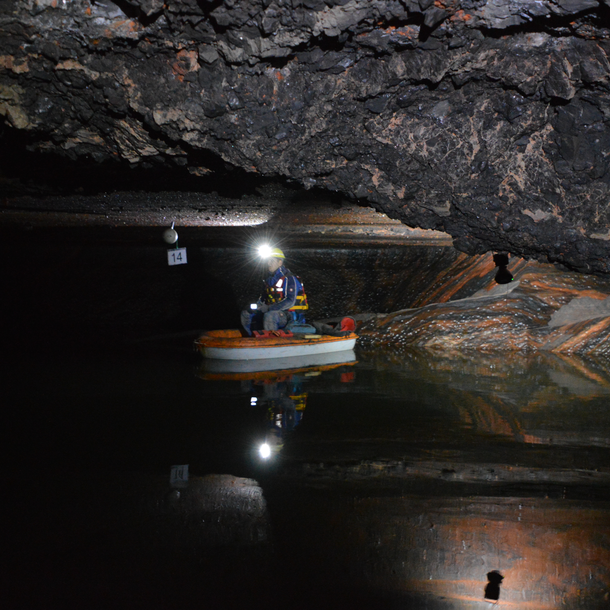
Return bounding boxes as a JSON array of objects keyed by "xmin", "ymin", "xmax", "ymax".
[{"xmin": 240, "ymin": 247, "xmax": 308, "ymax": 336}]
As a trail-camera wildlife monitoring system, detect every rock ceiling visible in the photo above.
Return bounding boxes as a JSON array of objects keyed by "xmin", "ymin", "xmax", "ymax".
[{"xmin": 2, "ymin": 0, "xmax": 610, "ymax": 273}]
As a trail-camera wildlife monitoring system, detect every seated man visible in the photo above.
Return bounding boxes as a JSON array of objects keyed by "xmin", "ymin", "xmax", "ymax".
[{"xmin": 241, "ymin": 247, "xmax": 308, "ymax": 336}]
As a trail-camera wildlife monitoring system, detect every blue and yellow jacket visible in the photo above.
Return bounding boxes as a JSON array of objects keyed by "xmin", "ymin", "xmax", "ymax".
[{"xmin": 263, "ymin": 266, "xmax": 308, "ymax": 311}]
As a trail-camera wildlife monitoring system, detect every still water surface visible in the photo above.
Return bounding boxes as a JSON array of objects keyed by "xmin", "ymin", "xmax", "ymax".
[{"xmin": 6, "ymin": 343, "xmax": 610, "ymax": 609}]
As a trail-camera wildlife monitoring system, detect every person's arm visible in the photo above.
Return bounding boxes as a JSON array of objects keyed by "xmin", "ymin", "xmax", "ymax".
[{"xmin": 255, "ymin": 280, "xmax": 270, "ymax": 311}]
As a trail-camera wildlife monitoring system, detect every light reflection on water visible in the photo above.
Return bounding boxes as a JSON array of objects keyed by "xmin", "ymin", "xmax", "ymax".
[
  {"xmin": 6, "ymin": 346, "xmax": 610, "ymax": 609},
  {"xmin": 226, "ymin": 348, "xmax": 610, "ymax": 470}
]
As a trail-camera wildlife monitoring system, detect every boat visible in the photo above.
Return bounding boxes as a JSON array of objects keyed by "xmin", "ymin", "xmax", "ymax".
[
  {"xmin": 199, "ymin": 349, "xmax": 357, "ymax": 378},
  {"xmin": 195, "ymin": 327, "xmax": 358, "ymax": 361}
]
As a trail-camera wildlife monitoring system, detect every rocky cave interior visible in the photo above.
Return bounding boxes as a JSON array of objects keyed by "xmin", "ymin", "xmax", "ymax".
[
  {"xmin": 3, "ymin": 0, "xmax": 610, "ymax": 609},
  {"xmin": 3, "ymin": 0, "xmax": 610, "ymax": 273}
]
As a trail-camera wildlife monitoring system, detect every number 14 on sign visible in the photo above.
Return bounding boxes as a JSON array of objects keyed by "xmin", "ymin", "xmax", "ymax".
[{"xmin": 168, "ymin": 248, "xmax": 187, "ymax": 266}]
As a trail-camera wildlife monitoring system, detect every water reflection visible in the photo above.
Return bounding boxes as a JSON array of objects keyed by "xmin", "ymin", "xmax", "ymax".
[
  {"xmin": 249, "ymin": 374, "xmax": 306, "ymax": 460},
  {"xmin": 194, "ymin": 347, "xmax": 610, "ymax": 485},
  {"xmin": 245, "ymin": 349, "xmax": 610, "ymax": 610},
  {"xmin": 199, "ymin": 350, "xmax": 357, "ymax": 461},
  {"xmin": 7, "ymin": 346, "xmax": 610, "ymax": 610}
]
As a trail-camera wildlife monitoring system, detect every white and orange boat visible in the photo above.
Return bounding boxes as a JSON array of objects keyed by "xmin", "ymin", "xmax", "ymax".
[
  {"xmin": 195, "ymin": 320, "xmax": 358, "ymax": 361},
  {"xmin": 199, "ymin": 349, "xmax": 357, "ymax": 378}
]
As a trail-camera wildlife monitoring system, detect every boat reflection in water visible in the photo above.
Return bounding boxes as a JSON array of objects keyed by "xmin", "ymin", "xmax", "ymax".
[{"xmin": 199, "ymin": 350, "xmax": 357, "ymax": 461}]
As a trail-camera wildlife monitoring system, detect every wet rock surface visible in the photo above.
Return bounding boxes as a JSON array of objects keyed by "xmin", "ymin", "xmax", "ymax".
[
  {"xmin": 3, "ymin": 1, "xmax": 610, "ymax": 273},
  {"xmin": 358, "ymin": 259, "xmax": 610, "ymax": 354},
  {"xmin": 265, "ymin": 484, "xmax": 610, "ymax": 609}
]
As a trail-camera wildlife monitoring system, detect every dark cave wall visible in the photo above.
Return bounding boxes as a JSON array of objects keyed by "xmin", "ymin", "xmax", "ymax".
[
  {"xmin": 1, "ymin": 236, "xmax": 497, "ymax": 342},
  {"xmin": 3, "ymin": 1, "xmax": 610, "ymax": 274}
]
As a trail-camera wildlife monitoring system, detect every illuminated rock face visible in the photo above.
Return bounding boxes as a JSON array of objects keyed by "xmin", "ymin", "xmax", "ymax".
[
  {"xmin": 358, "ymin": 259, "xmax": 610, "ymax": 354},
  {"xmin": 272, "ymin": 491, "xmax": 610, "ymax": 608},
  {"xmin": 3, "ymin": 1, "xmax": 610, "ymax": 274}
]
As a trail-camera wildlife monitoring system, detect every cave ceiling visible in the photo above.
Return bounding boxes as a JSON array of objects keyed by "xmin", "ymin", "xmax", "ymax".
[{"xmin": 2, "ymin": 0, "xmax": 610, "ymax": 272}]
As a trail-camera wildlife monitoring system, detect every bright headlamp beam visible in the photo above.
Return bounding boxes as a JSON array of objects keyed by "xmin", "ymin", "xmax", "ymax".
[
  {"xmin": 258, "ymin": 244, "xmax": 273, "ymax": 259},
  {"xmin": 259, "ymin": 443, "xmax": 271, "ymax": 459}
]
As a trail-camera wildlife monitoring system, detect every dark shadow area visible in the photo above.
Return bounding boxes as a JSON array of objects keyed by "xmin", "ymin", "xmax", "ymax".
[
  {"xmin": 493, "ymin": 252, "xmax": 514, "ymax": 284},
  {"xmin": 0, "ymin": 230, "xmax": 241, "ymax": 354},
  {"xmin": 0, "ymin": 125, "xmax": 272, "ymax": 199},
  {"xmin": 484, "ymin": 570, "xmax": 504, "ymax": 602}
]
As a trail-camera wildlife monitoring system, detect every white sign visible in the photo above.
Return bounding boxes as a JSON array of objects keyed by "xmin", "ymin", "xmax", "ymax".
[
  {"xmin": 168, "ymin": 248, "xmax": 187, "ymax": 266},
  {"xmin": 170, "ymin": 464, "xmax": 189, "ymax": 487}
]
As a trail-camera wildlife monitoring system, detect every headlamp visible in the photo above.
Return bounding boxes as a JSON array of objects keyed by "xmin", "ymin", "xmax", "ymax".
[
  {"xmin": 258, "ymin": 244, "xmax": 273, "ymax": 259},
  {"xmin": 257, "ymin": 244, "xmax": 285, "ymax": 260}
]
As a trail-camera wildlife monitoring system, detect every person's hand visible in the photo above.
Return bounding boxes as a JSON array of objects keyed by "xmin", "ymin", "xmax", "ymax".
[{"xmin": 257, "ymin": 303, "xmax": 269, "ymax": 313}]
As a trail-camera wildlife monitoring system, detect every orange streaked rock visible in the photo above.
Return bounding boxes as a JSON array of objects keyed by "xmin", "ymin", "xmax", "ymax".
[{"xmin": 358, "ymin": 261, "xmax": 610, "ymax": 354}]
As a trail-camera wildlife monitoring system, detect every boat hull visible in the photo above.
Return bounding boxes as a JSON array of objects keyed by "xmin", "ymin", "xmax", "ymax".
[
  {"xmin": 200, "ymin": 349, "xmax": 357, "ymax": 378},
  {"xmin": 196, "ymin": 329, "xmax": 358, "ymax": 360}
]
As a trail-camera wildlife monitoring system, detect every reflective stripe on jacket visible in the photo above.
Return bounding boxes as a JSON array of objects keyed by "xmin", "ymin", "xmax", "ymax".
[{"xmin": 264, "ymin": 266, "xmax": 308, "ymax": 311}]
